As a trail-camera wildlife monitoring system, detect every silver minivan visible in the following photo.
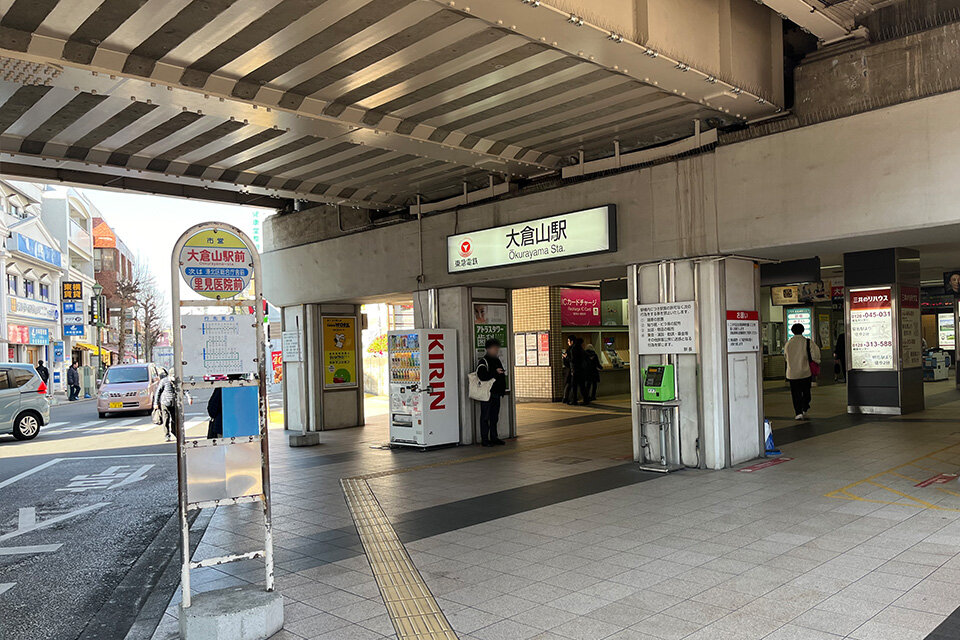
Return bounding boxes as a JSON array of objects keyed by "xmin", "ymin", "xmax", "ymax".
[{"xmin": 0, "ymin": 363, "xmax": 51, "ymax": 440}]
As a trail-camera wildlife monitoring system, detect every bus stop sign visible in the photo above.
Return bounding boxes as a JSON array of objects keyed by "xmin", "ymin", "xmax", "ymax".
[{"xmin": 179, "ymin": 227, "xmax": 253, "ymax": 299}]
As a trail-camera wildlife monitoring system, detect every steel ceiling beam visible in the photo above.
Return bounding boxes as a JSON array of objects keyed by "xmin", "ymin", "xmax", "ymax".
[
  {"xmin": 6, "ymin": 35, "xmax": 562, "ymax": 174},
  {"xmin": 756, "ymin": 0, "xmax": 854, "ymax": 42},
  {"xmin": 428, "ymin": 0, "xmax": 783, "ymax": 121}
]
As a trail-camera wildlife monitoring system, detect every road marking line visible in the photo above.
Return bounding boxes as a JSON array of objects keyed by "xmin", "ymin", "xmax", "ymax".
[
  {"xmin": 0, "ymin": 544, "xmax": 62, "ymax": 555},
  {"xmin": 18, "ymin": 508, "xmax": 35, "ymax": 530},
  {"xmin": 0, "ymin": 459, "xmax": 61, "ymax": 491},
  {"xmin": 0, "ymin": 502, "xmax": 110, "ymax": 543},
  {"xmin": 0, "ymin": 583, "xmax": 13, "ymax": 596},
  {"xmin": 113, "ymin": 464, "xmax": 153, "ymax": 487}
]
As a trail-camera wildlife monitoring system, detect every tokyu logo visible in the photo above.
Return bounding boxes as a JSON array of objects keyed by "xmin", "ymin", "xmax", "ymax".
[
  {"xmin": 427, "ymin": 334, "xmax": 446, "ymax": 410},
  {"xmin": 458, "ymin": 239, "xmax": 472, "ymax": 258}
]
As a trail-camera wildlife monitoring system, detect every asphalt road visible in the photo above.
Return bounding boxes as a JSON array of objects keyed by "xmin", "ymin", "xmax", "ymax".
[{"xmin": 0, "ymin": 393, "xmax": 214, "ymax": 640}]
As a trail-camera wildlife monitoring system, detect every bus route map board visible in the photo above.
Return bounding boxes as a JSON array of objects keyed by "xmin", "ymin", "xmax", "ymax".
[{"xmin": 181, "ymin": 314, "xmax": 257, "ymax": 379}]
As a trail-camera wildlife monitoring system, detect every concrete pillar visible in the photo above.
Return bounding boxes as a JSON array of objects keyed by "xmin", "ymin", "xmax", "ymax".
[
  {"xmin": 630, "ymin": 257, "xmax": 763, "ymax": 470},
  {"xmin": 413, "ymin": 286, "xmax": 514, "ymax": 444},
  {"xmin": 844, "ymin": 248, "xmax": 924, "ymax": 415}
]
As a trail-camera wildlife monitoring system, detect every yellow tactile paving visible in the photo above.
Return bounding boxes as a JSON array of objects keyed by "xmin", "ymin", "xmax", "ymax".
[
  {"xmin": 826, "ymin": 439, "xmax": 960, "ymax": 512},
  {"xmin": 341, "ymin": 477, "xmax": 458, "ymax": 640}
]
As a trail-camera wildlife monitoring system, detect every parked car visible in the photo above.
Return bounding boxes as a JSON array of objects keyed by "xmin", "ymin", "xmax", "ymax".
[
  {"xmin": 1, "ymin": 363, "xmax": 51, "ymax": 441},
  {"xmin": 97, "ymin": 363, "xmax": 162, "ymax": 418}
]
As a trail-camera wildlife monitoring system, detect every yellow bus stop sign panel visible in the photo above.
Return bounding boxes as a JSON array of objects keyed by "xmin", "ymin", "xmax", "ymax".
[{"xmin": 179, "ymin": 227, "xmax": 253, "ymax": 299}]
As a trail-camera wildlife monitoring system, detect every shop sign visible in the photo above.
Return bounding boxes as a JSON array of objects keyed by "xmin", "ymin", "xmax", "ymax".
[
  {"xmin": 322, "ymin": 317, "xmax": 357, "ymax": 389},
  {"xmin": 447, "ymin": 205, "xmax": 616, "ymax": 273},
  {"xmin": 53, "ymin": 341, "xmax": 64, "ymax": 363},
  {"xmin": 850, "ymin": 288, "xmax": 894, "ymax": 370},
  {"xmin": 771, "ymin": 286, "xmax": 799, "ymax": 306},
  {"xmin": 938, "ymin": 312, "xmax": 955, "ymax": 349},
  {"xmin": 179, "ymin": 227, "xmax": 253, "ymax": 299},
  {"xmin": 637, "ymin": 301, "xmax": 697, "ymax": 355},
  {"xmin": 61, "ymin": 281, "xmax": 83, "ymax": 300},
  {"xmin": 901, "ymin": 287, "xmax": 922, "ymax": 369},
  {"xmin": 10, "ymin": 233, "xmax": 61, "ymax": 267},
  {"xmin": 473, "ymin": 303, "xmax": 508, "ymax": 359},
  {"xmin": 64, "ymin": 324, "xmax": 85, "ymax": 337},
  {"xmin": 726, "ymin": 310, "xmax": 760, "ymax": 353},
  {"xmin": 9, "ymin": 296, "xmax": 57, "ymax": 321},
  {"xmin": 7, "ymin": 324, "xmax": 49, "ymax": 345},
  {"xmin": 785, "ymin": 307, "xmax": 813, "ymax": 341},
  {"xmin": 560, "ymin": 288, "xmax": 601, "ymax": 326}
]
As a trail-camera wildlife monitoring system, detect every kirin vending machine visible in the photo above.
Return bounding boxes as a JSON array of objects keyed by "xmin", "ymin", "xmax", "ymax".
[{"xmin": 388, "ymin": 329, "xmax": 460, "ymax": 448}]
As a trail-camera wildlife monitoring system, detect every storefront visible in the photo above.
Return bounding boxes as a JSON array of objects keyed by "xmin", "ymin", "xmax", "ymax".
[{"xmin": 7, "ymin": 323, "xmax": 52, "ymax": 364}]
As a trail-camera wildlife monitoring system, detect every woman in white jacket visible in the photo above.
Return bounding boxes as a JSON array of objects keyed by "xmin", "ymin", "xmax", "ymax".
[{"xmin": 784, "ymin": 323, "xmax": 821, "ymax": 420}]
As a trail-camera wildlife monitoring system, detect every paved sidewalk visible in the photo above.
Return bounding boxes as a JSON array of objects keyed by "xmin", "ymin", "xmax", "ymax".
[{"xmin": 150, "ymin": 387, "xmax": 960, "ymax": 640}]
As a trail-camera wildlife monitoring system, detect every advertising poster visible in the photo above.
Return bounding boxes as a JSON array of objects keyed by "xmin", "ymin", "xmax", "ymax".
[
  {"xmin": 900, "ymin": 287, "xmax": 922, "ymax": 368},
  {"xmin": 771, "ymin": 286, "xmax": 799, "ymax": 306},
  {"xmin": 560, "ymin": 288, "xmax": 601, "ymax": 326},
  {"xmin": 938, "ymin": 313, "xmax": 955, "ymax": 349},
  {"xmin": 473, "ymin": 303, "xmax": 508, "ymax": 358},
  {"xmin": 322, "ymin": 317, "xmax": 357, "ymax": 388},
  {"xmin": 271, "ymin": 351, "xmax": 283, "ymax": 384},
  {"xmin": 785, "ymin": 307, "xmax": 813, "ymax": 341},
  {"xmin": 636, "ymin": 301, "xmax": 697, "ymax": 354},
  {"xmin": 818, "ymin": 313, "xmax": 831, "ymax": 349},
  {"xmin": 538, "ymin": 332, "xmax": 550, "ymax": 366},
  {"xmin": 850, "ymin": 288, "xmax": 894, "ymax": 370},
  {"xmin": 726, "ymin": 310, "xmax": 760, "ymax": 353}
]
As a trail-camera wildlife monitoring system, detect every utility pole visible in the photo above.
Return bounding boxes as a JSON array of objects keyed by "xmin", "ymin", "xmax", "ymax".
[{"xmin": 91, "ymin": 283, "xmax": 105, "ymax": 377}]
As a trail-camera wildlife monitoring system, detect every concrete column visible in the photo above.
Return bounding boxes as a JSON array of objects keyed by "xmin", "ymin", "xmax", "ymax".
[
  {"xmin": 630, "ymin": 257, "xmax": 763, "ymax": 470},
  {"xmin": 844, "ymin": 248, "xmax": 924, "ymax": 415},
  {"xmin": 281, "ymin": 305, "xmax": 311, "ymax": 433},
  {"xmin": 414, "ymin": 286, "xmax": 514, "ymax": 444}
]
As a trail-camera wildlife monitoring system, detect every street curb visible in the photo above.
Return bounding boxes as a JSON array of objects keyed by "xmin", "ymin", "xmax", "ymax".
[{"xmin": 80, "ymin": 508, "xmax": 209, "ymax": 640}]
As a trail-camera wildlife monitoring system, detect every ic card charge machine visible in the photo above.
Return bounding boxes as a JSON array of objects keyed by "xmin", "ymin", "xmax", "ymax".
[{"xmin": 642, "ymin": 365, "xmax": 675, "ymax": 402}]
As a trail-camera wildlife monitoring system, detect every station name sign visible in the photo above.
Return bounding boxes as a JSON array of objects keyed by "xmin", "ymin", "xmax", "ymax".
[{"xmin": 447, "ymin": 205, "xmax": 617, "ymax": 273}]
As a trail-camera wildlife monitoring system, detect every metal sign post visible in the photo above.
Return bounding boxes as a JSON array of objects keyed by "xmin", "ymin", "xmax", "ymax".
[{"xmin": 170, "ymin": 222, "xmax": 276, "ymax": 619}]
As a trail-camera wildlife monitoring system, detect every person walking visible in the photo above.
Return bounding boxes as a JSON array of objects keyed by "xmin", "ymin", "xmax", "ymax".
[
  {"xmin": 154, "ymin": 372, "xmax": 179, "ymax": 441},
  {"xmin": 206, "ymin": 386, "xmax": 223, "ymax": 439},
  {"xmin": 785, "ymin": 323, "xmax": 821, "ymax": 420},
  {"xmin": 562, "ymin": 335, "xmax": 576, "ymax": 404},
  {"xmin": 833, "ymin": 332, "xmax": 846, "ymax": 383},
  {"xmin": 476, "ymin": 338, "xmax": 507, "ymax": 447},
  {"xmin": 584, "ymin": 344, "xmax": 602, "ymax": 402},
  {"xmin": 67, "ymin": 361, "xmax": 80, "ymax": 401},
  {"xmin": 35, "ymin": 360, "xmax": 49, "ymax": 385}
]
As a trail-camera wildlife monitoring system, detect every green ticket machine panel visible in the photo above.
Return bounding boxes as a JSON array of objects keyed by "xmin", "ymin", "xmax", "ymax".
[{"xmin": 642, "ymin": 365, "xmax": 675, "ymax": 402}]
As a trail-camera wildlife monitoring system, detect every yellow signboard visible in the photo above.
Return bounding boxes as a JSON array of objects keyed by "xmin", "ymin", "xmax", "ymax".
[
  {"xmin": 322, "ymin": 316, "xmax": 357, "ymax": 389},
  {"xmin": 179, "ymin": 227, "xmax": 253, "ymax": 299}
]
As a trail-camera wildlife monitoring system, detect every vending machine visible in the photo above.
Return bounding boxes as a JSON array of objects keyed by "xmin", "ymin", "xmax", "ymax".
[{"xmin": 388, "ymin": 329, "xmax": 460, "ymax": 448}]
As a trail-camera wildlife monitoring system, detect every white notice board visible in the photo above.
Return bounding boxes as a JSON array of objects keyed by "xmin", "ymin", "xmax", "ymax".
[
  {"xmin": 637, "ymin": 301, "xmax": 697, "ymax": 354},
  {"xmin": 282, "ymin": 330, "xmax": 302, "ymax": 362},
  {"xmin": 182, "ymin": 315, "xmax": 258, "ymax": 379}
]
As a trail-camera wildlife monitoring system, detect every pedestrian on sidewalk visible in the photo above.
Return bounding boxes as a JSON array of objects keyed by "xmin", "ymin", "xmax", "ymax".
[
  {"xmin": 584, "ymin": 344, "xmax": 602, "ymax": 402},
  {"xmin": 67, "ymin": 361, "xmax": 80, "ymax": 401},
  {"xmin": 35, "ymin": 360, "xmax": 49, "ymax": 385},
  {"xmin": 833, "ymin": 331, "xmax": 846, "ymax": 382},
  {"xmin": 476, "ymin": 338, "xmax": 506, "ymax": 447},
  {"xmin": 785, "ymin": 324, "xmax": 821, "ymax": 421},
  {"xmin": 154, "ymin": 372, "xmax": 179, "ymax": 441}
]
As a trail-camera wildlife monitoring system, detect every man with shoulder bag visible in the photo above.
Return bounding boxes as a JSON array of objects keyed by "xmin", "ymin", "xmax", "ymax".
[{"xmin": 474, "ymin": 338, "xmax": 507, "ymax": 447}]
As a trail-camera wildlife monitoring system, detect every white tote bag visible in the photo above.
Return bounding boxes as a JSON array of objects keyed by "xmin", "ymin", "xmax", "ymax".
[{"xmin": 468, "ymin": 361, "xmax": 494, "ymax": 402}]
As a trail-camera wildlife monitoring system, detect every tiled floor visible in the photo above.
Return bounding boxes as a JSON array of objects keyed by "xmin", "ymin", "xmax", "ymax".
[{"xmin": 150, "ymin": 384, "xmax": 960, "ymax": 640}]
